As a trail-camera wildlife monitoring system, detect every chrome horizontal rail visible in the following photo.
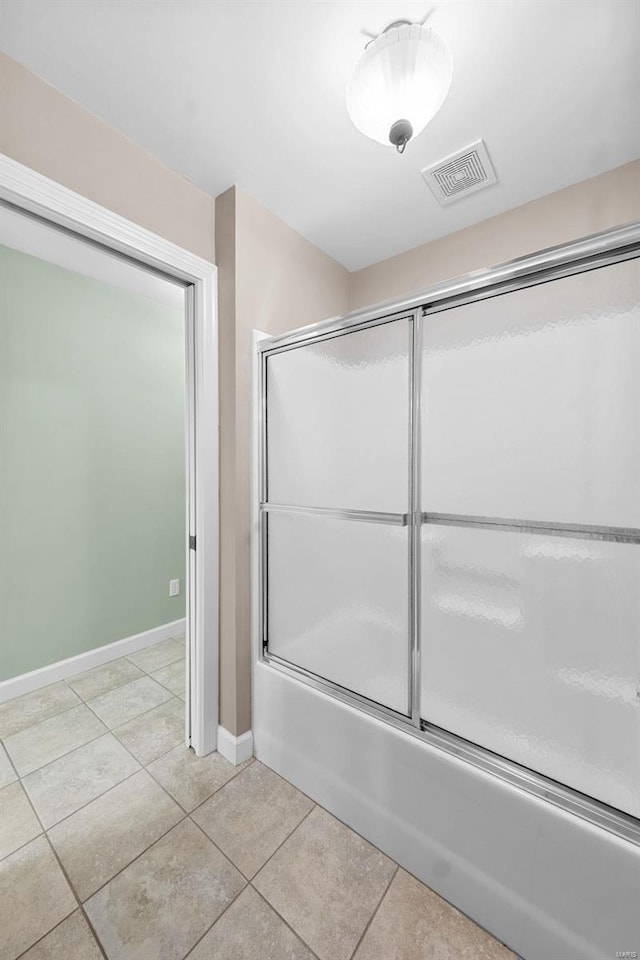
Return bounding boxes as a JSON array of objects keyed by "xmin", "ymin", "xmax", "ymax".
[
  {"xmin": 260, "ymin": 651, "xmax": 640, "ymax": 846},
  {"xmin": 266, "ymin": 652, "xmax": 412, "ymax": 722},
  {"xmin": 260, "ymin": 503, "xmax": 408, "ymax": 525},
  {"xmin": 422, "ymin": 513, "xmax": 640, "ymax": 544},
  {"xmin": 419, "ymin": 721, "xmax": 640, "ymax": 846},
  {"xmin": 258, "ymin": 222, "xmax": 640, "ymax": 355}
]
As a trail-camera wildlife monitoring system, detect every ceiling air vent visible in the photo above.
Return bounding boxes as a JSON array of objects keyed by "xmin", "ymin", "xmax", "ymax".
[{"xmin": 421, "ymin": 139, "xmax": 497, "ymax": 206}]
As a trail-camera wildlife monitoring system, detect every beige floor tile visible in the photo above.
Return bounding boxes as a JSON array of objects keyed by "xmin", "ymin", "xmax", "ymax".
[
  {"xmin": 0, "ymin": 743, "xmax": 17, "ymax": 788},
  {"xmin": 148, "ymin": 745, "xmax": 248, "ymax": 812},
  {"xmin": 192, "ymin": 761, "xmax": 314, "ymax": 878},
  {"xmin": 0, "ymin": 835, "xmax": 76, "ymax": 959},
  {"xmin": 0, "ymin": 781, "xmax": 42, "ymax": 860},
  {"xmin": 4, "ymin": 704, "xmax": 106, "ymax": 776},
  {"xmin": 87, "ymin": 675, "xmax": 172, "ymax": 729},
  {"xmin": 23, "ymin": 733, "xmax": 140, "ymax": 828},
  {"xmin": 0, "ymin": 683, "xmax": 80, "ymax": 739},
  {"xmin": 113, "ymin": 696, "xmax": 184, "ymax": 765},
  {"xmin": 151, "ymin": 657, "xmax": 186, "ymax": 696},
  {"xmin": 49, "ymin": 769, "xmax": 182, "ymax": 900},
  {"xmin": 21, "ymin": 910, "xmax": 103, "ymax": 960},
  {"xmin": 85, "ymin": 818, "xmax": 245, "ymax": 960},
  {"xmin": 254, "ymin": 806, "xmax": 395, "ymax": 960},
  {"xmin": 187, "ymin": 885, "xmax": 315, "ymax": 960},
  {"xmin": 354, "ymin": 869, "xmax": 515, "ymax": 960},
  {"xmin": 127, "ymin": 638, "xmax": 184, "ymax": 674},
  {"xmin": 67, "ymin": 657, "xmax": 144, "ymax": 701}
]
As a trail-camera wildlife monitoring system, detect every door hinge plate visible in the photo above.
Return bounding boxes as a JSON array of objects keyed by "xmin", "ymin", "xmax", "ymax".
[{"xmin": 189, "ymin": 534, "xmax": 197, "ymax": 551}]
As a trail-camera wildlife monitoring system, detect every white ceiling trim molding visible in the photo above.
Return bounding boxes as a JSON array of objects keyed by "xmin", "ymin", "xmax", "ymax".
[
  {"xmin": 0, "ymin": 152, "xmax": 219, "ymax": 758},
  {"xmin": 0, "ymin": 202, "xmax": 185, "ymax": 308},
  {"xmin": 0, "ymin": 154, "xmax": 212, "ymax": 281}
]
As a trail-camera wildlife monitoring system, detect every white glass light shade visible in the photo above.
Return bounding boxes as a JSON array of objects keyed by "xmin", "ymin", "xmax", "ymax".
[{"xmin": 346, "ymin": 22, "xmax": 452, "ymax": 148}]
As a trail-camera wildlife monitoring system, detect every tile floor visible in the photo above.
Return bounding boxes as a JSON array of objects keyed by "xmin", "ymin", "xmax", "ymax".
[{"xmin": 0, "ymin": 637, "xmax": 516, "ymax": 960}]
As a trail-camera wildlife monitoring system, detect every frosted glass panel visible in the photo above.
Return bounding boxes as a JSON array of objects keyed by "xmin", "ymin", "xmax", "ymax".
[
  {"xmin": 267, "ymin": 320, "xmax": 409, "ymax": 512},
  {"xmin": 268, "ymin": 512, "xmax": 409, "ymax": 713},
  {"xmin": 421, "ymin": 258, "xmax": 640, "ymax": 527},
  {"xmin": 420, "ymin": 524, "xmax": 640, "ymax": 815}
]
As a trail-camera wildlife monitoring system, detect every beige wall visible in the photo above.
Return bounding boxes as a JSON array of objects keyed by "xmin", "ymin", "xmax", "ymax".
[
  {"xmin": 3, "ymin": 55, "xmax": 638, "ymax": 739},
  {"xmin": 215, "ymin": 187, "xmax": 239, "ymax": 733},
  {"xmin": 0, "ymin": 53, "xmax": 215, "ymax": 261},
  {"xmin": 219, "ymin": 163, "xmax": 639, "ymax": 736},
  {"xmin": 350, "ymin": 161, "xmax": 640, "ymax": 310},
  {"xmin": 216, "ymin": 186, "xmax": 350, "ymax": 735}
]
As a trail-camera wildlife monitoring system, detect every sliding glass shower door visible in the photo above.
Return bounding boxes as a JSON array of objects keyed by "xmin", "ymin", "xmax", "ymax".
[
  {"xmin": 259, "ymin": 241, "xmax": 640, "ymax": 826},
  {"xmin": 419, "ymin": 258, "xmax": 640, "ymax": 817},
  {"xmin": 263, "ymin": 317, "xmax": 413, "ymax": 714}
]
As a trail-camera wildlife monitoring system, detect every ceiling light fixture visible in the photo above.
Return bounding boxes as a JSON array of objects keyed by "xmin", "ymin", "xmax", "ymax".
[{"xmin": 346, "ymin": 20, "xmax": 452, "ymax": 154}]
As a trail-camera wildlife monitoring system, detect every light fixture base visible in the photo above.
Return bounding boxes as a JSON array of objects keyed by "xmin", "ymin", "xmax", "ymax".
[
  {"xmin": 383, "ymin": 19, "xmax": 412, "ymax": 33},
  {"xmin": 389, "ymin": 119, "xmax": 413, "ymax": 154}
]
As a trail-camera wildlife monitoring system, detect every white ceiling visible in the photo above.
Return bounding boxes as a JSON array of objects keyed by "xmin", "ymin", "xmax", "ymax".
[{"xmin": 1, "ymin": 0, "xmax": 638, "ymax": 271}]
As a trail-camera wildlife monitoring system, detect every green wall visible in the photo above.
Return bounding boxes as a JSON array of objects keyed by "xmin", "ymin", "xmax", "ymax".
[{"xmin": 0, "ymin": 244, "xmax": 185, "ymax": 681}]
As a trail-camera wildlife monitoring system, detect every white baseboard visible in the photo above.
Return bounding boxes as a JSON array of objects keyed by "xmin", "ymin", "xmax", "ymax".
[
  {"xmin": 217, "ymin": 725, "xmax": 254, "ymax": 765},
  {"xmin": 0, "ymin": 618, "xmax": 186, "ymax": 704}
]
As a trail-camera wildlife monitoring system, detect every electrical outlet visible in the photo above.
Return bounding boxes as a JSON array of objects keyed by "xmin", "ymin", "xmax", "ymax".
[{"xmin": 169, "ymin": 579, "xmax": 180, "ymax": 597}]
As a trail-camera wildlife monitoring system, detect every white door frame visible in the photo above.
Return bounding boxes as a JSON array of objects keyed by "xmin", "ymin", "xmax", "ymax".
[{"xmin": 0, "ymin": 153, "xmax": 218, "ymax": 756}]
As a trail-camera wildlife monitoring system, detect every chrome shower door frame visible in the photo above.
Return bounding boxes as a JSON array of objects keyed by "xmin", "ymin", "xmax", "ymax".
[{"xmin": 257, "ymin": 221, "xmax": 640, "ymax": 846}]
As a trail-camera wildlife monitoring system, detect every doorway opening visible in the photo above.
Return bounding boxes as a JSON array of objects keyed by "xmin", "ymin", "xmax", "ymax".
[{"xmin": 0, "ymin": 156, "xmax": 218, "ymax": 756}]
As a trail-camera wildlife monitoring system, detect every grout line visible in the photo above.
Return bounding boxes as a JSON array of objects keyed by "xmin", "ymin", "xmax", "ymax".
[
  {"xmin": 67, "ymin": 632, "xmax": 185, "ymax": 700},
  {"xmin": 0, "ymin": 688, "xmax": 84, "ymax": 742},
  {"xmin": 255, "ymin": 757, "xmax": 406, "ymax": 876},
  {"xmin": 0, "ymin": 637, "xmax": 185, "ymax": 736},
  {"xmin": 180, "ymin": 802, "xmax": 322, "ymax": 958},
  {"xmin": 62, "ymin": 672, "xmax": 146, "ymax": 705},
  {"xmin": 249, "ymin": 802, "xmax": 317, "ymax": 883},
  {"xmin": 9, "ymin": 769, "xmax": 108, "ymax": 960},
  {"xmin": 180, "ymin": 863, "xmax": 249, "ymax": 959},
  {"xmin": 349, "ymin": 864, "xmax": 399, "ymax": 959},
  {"xmin": 125, "ymin": 649, "xmax": 184, "ymax": 676},
  {"xmin": 14, "ymin": 908, "xmax": 79, "ymax": 960},
  {"xmin": 8, "ymin": 729, "xmax": 506, "ymax": 960},
  {"xmin": 19, "ymin": 698, "xmax": 187, "ymax": 832},
  {"xmin": 150, "ymin": 679, "xmax": 184, "ymax": 697},
  {"xmin": 109, "ymin": 692, "xmax": 185, "ymax": 736},
  {"xmin": 35, "ymin": 763, "xmax": 143, "ymax": 833},
  {"xmin": 59, "ymin": 748, "xmax": 253, "ymax": 906},
  {"xmin": 9, "ymin": 682, "xmax": 243, "ymax": 902},
  {"xmin": 1, "ymin": 739, "xmax": 21, "ymax": 781},
  {"xmin": 300, "ymin": 798, "xmax": 397, "ymax": 869},
  {"xmin": 82, "ymin": 687, "xmax": 180, "ymax": 736},
  {"xmin": 149, "ymin": 752, "xmax": 254, "ymax": 819},
  {"xmin": 188, "ymin": 812, "xmax": 250, "ymax": 868},
  {"xmin": 249, "ymin": 883, "xmax": 323, "ymax": 960},
  {"xmin": 72, "ymin": 805, "xmax": 193, "ymax": 905},
  {"xmin": 43, "ymin": 832, "xmax": 110, "ymax": 960},
  {"xmin": 18, "ymin": 729, "xmax": 140, "ymax": 797},
  {"xmin": 82, "ymin": 678, "xmax": 176, "ymax": 729},
  {"xmin": 6, "ymin": 710, "xmax": 110, "ymax": 780},
  {"xmin": 76, "ymin": 801, "xmax": 248, "ymax": 921},
  {"xmin": 8, "ymin": 651, "xmax": 503, "ymax": 960},
  {"xmin": 252, "ymin": 756, "xmax": 321, "ymax": 811},
  {"xmin": 3, "ymin": 637, "xmax": 193, "ymax": 956},
  {"xmin": 0, "ymin": 829, "xmax": 45, "ymax": 865},
  {"xmin": 0, "ymin": 776, "xmax": 44, "ymax": 861},
  {"xmin": 254, "ymin": 763, "xmax": 517, "ymax": 955},
  {"xmin": 2, "ymin": 741, "xmax": 175, "ymax": 863},
  {"xmin": 64, "ymin": 666, "xmax": 145, "ymax": 704}
]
